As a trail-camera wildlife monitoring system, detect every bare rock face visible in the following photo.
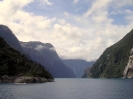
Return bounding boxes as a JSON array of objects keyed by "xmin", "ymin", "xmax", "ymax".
[{"xmin": 123, "ymin": 48, "xmax": 133, "ymax": 78}]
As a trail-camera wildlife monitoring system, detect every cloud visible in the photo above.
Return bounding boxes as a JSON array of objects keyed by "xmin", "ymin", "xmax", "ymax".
[
  {"xmin": 35, "ymin": 45, "xmax": 46, "ymax": 51},
  {"xmin": 50, "ymin": 47, "xmax": 55, "ymax": 52},
  {"xmin": 73, "ymin": 0, "xmax": 79, "ymax": 4},
  {"xmin": 64, "ymin": 12, "xmax": 70, "ymax": 18},
  {"xmin": 124, "ymin": 10, "xmax": 133, "ymax": 22},
  {"xmin": 110, "ymin": 11, "xmax": 123, "ymax": 15},
  {"xmin": 0, "ymin": 0, "xmax": 34, "ymax": 23},
  {"xmin": 110, "ymin": 11, "xmax": 117, "ymax": 15},
  {"xmin": 112, "ymin": 0, "xmax": 133, "ymax": 8},
  {"xmin": 40, "ymin": 0, "xmax": 53, "ymax": 5},
  {"xmin": 35, "ymin": 44, "xmax": 55, "ymax": 51},
  {"xmin": 83, "ymin": 0, "xmax": 112, "ymax": 18},
  {"xmin": 75, "ymin": 7, "xmax": 82, "ymax": 12},
  {"xmin": 124, "ymin": 9, "xmax": 133, "ymax": 14},
  {"xmin": 0, "ymin": 0, "xmax": 133, "ymax": 61}
]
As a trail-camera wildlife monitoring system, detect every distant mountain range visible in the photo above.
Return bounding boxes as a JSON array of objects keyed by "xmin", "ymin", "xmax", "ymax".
[
  {"xmin": 3, "ymin": 24, "xmax": 132, "ymax": 79},
  {"xmin": 0, "ymin": 25, "xmax": 76, "ymax": 78},
  {"xmin": 62, "ymin": 59, "xmax": 95, "ymax": 77},
  {"xmin": 20, "ymin": 41, "xmax": 76, "ymax": 78},
  {"xmin": 86, "ymin": 29, "xmax": 133, "ymax": 78}
]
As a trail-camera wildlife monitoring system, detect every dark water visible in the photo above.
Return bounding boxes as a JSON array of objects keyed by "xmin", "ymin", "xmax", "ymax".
[{"xmin": 0, "ymin": 78, "xmax": 133, "ymax": 99}]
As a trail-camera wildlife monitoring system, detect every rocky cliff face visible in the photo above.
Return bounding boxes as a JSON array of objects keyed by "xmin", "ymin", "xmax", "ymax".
[
  {"xmin": 123, "ymin": 48, "xmax": 133, "ymax": 78},
  {"xmin": 20, "ymin": 41, "xmax": 76, "ymax": 78}
]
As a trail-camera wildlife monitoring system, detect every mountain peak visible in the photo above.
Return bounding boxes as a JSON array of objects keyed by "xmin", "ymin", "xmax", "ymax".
[
  {"xmin": 0, "ymin": 25, "xmax": 24, "ymax": 53},
  {"xmin": 0, "ymin": 24, "xmax": 8, "ymax": 29},
  {"xmin": 20, "ymin": 41, "xmax": 76, "ymax": 78},
  {"xmin": 0, "ymin": 25, "xmax": 12, "ymax": 33}
]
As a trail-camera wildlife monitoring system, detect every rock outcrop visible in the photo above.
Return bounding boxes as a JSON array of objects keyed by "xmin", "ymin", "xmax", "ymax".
[
  {"xmin": 14, "ymin": 76, "xmax": 53, "ymax": 83},
  {"xmin": 0, "ymin": 75, "xmax": 54, "ymax": 83},
  {"xmin": 123, "ymin": 48, "xmax": 133, "ymax": 78}
]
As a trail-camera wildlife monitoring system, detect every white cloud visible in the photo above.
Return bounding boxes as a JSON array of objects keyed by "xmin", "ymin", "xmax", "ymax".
[
  {"xmin": 75, "ymin": 7, "xmax": 82, "ymax": 12},
  {"xmin": 64, "ymin": 12, "xmax": 70, "ymax": 18},
  {"xmin": 110, "ymin": 11, "xmax": 117, "ymax": 15},
  {"xmin": 124, "ymin": 9, "xmax": 133, "ymax": 14},
  {"xmin": 110, "ymin": 11, "xmax": 123, "ymax": 15},
  {"xmin": 112, "ymin": 0, "xmax": 133, "ymax": 8},
  {"xmin": 0, "ymin": 0, "xmax": 133, "ymax": 61},
  {"xmin": 40, "ymin": 0, "xmax": 53, "ymax": 5},
  {"xmin": 35, "ymin": 45, "xmax": 46, "ymax": 51},
  {"xmin": 50, "ymin": 47, "xmax": 55, "ymax": 52},
  {"xmin": 73, "ymin": 0, "xmax": 79, "ymax": 4},
  {"xmin": 0, "ymin": 0, "xmax": 33, "ymax": 21},
  {"xmin": 83, "ymin": 0, "xmax": 112, "ymax": 18},
  {"xmin": 124, "ymin": 9, "xmax": 133, "ymax": 22}
]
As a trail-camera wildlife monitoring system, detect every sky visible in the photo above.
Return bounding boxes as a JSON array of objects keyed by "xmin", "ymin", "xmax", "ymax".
[{"xmin": 0, "ymin": 0, "xmax": 133, "ymax": 61}]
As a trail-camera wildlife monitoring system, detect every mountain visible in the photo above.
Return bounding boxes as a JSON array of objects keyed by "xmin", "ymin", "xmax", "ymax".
[
  {"xmin": 20, "ymin": 41, "xmax": 76, "ymax": 78},
  {"xmin": 0, "ymin": 36, "xmax": 53, "ymax": 81},
  {"xmin": 62, "ymin": 59, "xmax": 95, "ymax": 77},
  {"xmin": 0, "ymin": 25, "xmax": 75, "ymax": 78},
  {"xmin": 0, "ymin": 25, "xmax": 23, "ymax": 53},
  {"xmin": 88, "ymin": 29, "xmax": 133, "ymax": 78},
  {"xmin": 0, "ymin": 25, "xmax": 30, "ymax": 59}
]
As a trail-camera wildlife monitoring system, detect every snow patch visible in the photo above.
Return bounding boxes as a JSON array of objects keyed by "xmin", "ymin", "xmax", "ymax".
[
  {"xmin": 50, "ymin": 47, "xmax": 55, "ymax": 52},
  {"xmin": 35, "ymin": 45, "xmax": 46, "ymax": 51}
]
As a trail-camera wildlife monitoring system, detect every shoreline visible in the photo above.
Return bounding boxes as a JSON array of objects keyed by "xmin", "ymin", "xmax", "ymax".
[{"xmin": 0, "ymin": 75, "xmax": 54, "ymax": 84}]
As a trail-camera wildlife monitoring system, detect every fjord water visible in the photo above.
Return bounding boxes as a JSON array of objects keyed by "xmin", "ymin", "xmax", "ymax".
[{"xmin": 0, "ymin": 79, "xmax": 133, "ymax": 99}]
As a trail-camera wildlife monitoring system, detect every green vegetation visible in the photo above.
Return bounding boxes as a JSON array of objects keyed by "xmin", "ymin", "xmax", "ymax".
[
  {"xmin": 90, "ymin": 29, "xmax": 133, "ymax": 78},
  {"xmin": 0, "ymin": 37, "xmax": 53, "ymax": 79}
]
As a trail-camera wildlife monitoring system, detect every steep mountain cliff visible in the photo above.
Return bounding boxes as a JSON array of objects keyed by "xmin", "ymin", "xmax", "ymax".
[
  {"xmin": 89, "ymin": 29, "xmax": 133, "ymax": 78},
  {"xmin": 62, "ymin": 59, "xmax": 94, "ymax": 77},
  {"xmin": 0, "ymin": 36, "xmax": 53, "ymax": 80},
  {"xmin": 0, "ymin": 25, "xmax": 30, "ymax": 59},
  {"xmin": 123, "ymin": 48, "xmax": 133, "ymax": 78},
  {"xmin": 20, "ymin": 41, "xmax": 76, "ymax": 78},
  {"xmin": 0, "ymin": 25, "xmax": 23, "ymax": 53}
]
